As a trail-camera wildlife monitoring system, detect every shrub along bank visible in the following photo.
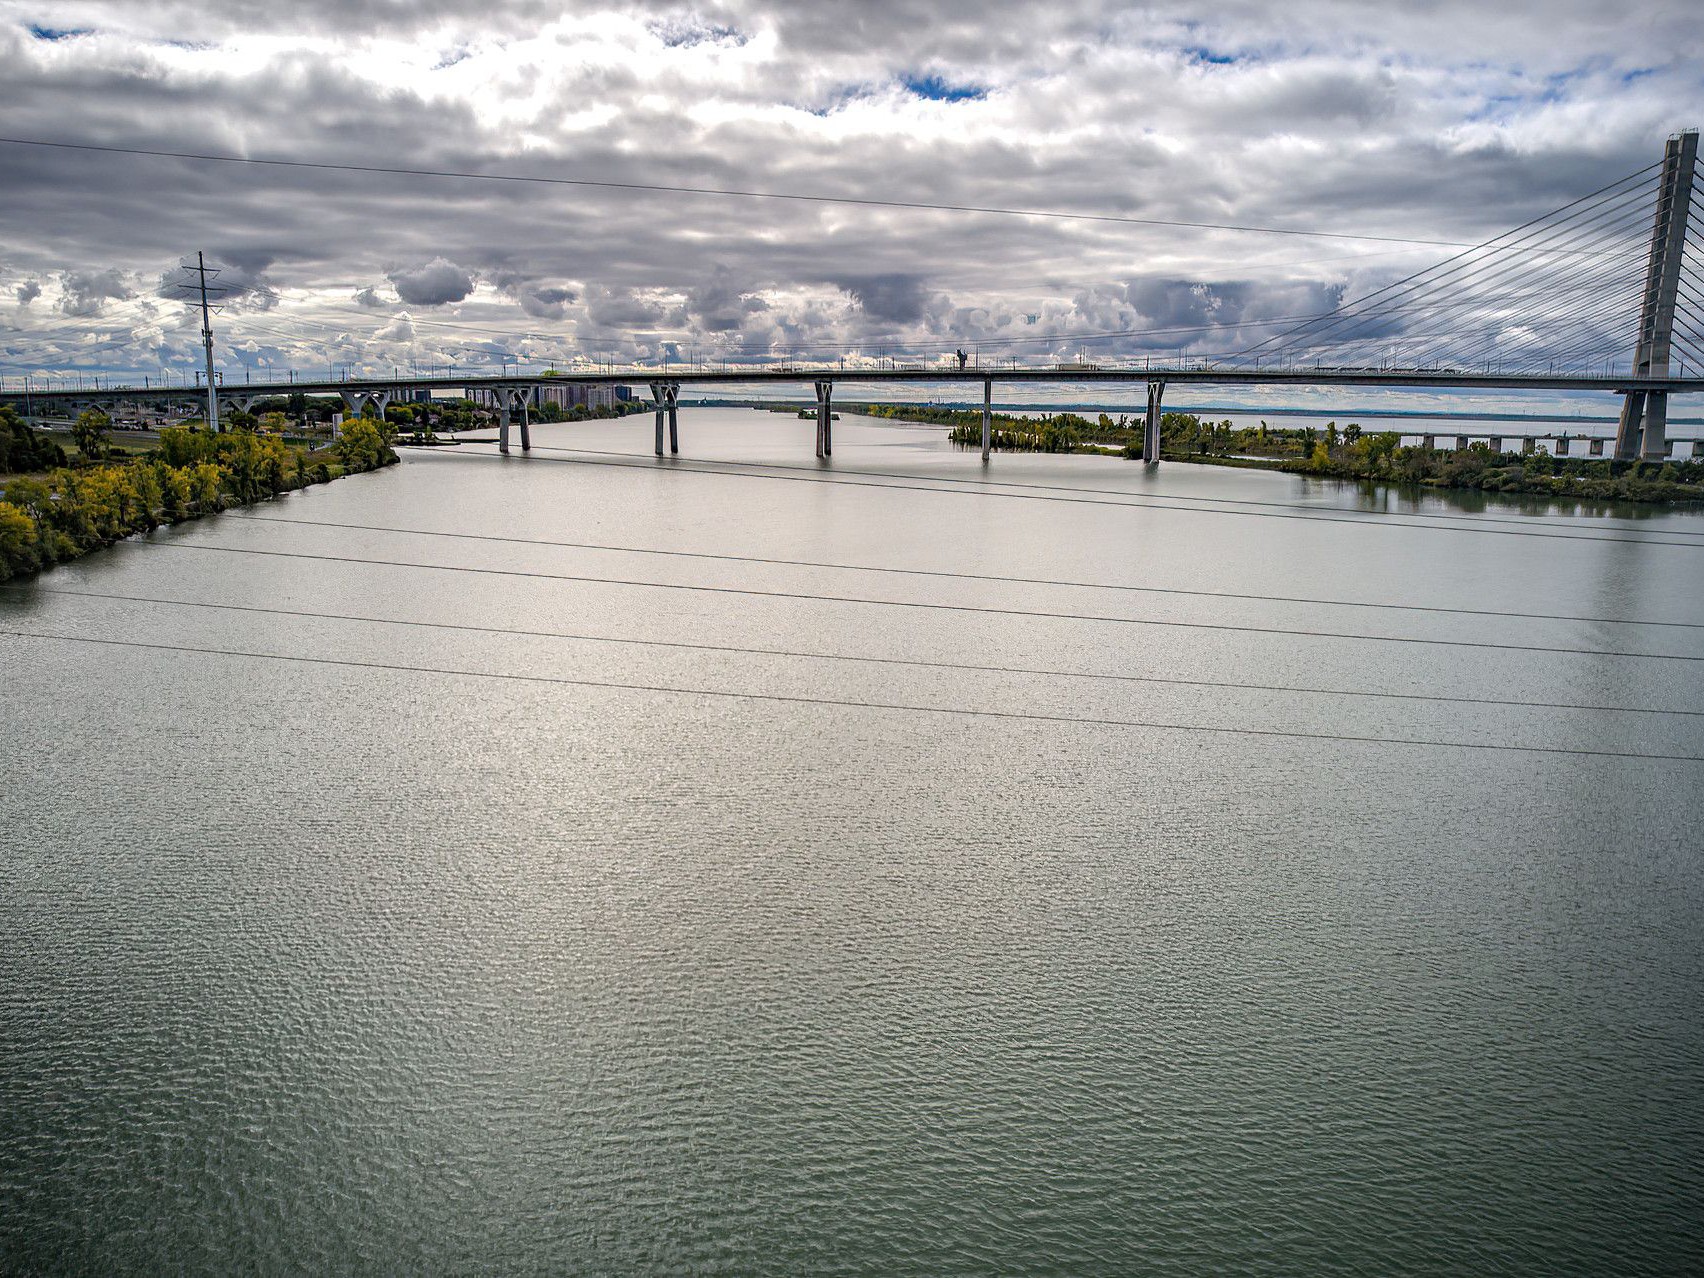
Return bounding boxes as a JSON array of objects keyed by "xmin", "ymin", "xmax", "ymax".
[
  {"xmin": 875, "ymin": 401, "xmax": 1703, "ymax": 505},
  {"xmin": 0, "ymin": 415, "xmax": 397, "ymax": 583}
]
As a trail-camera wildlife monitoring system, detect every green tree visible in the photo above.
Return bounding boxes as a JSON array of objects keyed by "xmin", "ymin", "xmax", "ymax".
[
  {"xmin": 0, "ymin": 500, "xmax": 39, "ymax": 579},
  {"xmin": 72, "ymin": 408, "xmax": 111, "ymax": 461}
]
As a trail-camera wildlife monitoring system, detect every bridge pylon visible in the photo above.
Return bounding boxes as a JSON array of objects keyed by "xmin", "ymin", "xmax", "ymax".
[{"xmin": 1615, "ymin": 129, "xmax": 1697, "ymax": 461}]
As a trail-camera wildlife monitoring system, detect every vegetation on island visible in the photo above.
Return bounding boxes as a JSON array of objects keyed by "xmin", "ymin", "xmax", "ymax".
[
  {"xmin": 0, "ymin": 406, "xmax": 397, "ymax": 583},
  {"xmin": 850, "ymin": 402, "xmax": 1704, "ymax": 505}
]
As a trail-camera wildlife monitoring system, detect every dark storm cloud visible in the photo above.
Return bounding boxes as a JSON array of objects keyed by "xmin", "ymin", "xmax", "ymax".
[
  {"xmin": 686, "ymin": 265, "xmax": 768, "ymax": 331},
  {"xmin": 518, "ymin": 284, "xmax": 578, "ymax": 320},
  {"xmin": 834, "ymin": 274, "xmax": 930, "ymax": 324},
  {"xmin": 15, "ymin": 279, "xmax": 41, "ymax": 305},
  {"xmin": 57, "ymin": 266, "xmax": 133, "ymax": 316},
  {"xmin": 387, "ymin": 258, "xmax": 476, "ymax": 306}
]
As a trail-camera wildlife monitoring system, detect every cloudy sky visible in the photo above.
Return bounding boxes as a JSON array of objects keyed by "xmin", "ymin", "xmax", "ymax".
[{"xmin": 0, "ymin": 0, "xmax": 1699, "ymax": 410}]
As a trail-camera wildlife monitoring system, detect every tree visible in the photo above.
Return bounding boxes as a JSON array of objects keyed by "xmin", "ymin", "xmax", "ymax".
[
  {"xmin": 0, "ymin": 500, "xmax": 39, "ymax": 579},
  {"xmin": 72, "ymin": 408, "xmax": 111, "ymax": 461}
]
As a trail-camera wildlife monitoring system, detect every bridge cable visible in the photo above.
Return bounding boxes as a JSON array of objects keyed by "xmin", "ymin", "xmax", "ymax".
[
  {"xmin": 1234, "ymin": 165, "xmax": 1659, "ymax": 362},
  {"xmin": 1266, "ymin": 192, "xmax": 1656, "ymax": 370}
]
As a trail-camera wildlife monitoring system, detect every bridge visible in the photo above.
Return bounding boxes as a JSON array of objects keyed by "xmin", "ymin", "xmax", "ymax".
[{"xmin": 6, "ymin": 131, "xmax": 1700, "ymax": 467}]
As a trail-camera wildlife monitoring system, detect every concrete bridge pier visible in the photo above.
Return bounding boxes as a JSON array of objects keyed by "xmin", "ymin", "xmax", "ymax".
[
  {"xmin": 650, "ymin": 381, "xmax": 680, "ymax": 456},
  {"xmin": 510, "ymin": 388, "xmax": 533, "ymax": 451},
  {"xmin": 815, "ymin": 380, "xmax": 833, "ymax": 458},
  {"xmin": 982, "ymin": 380, "xmax": 993, "ymax": 461},
  {"xmin": 339, "ymin": 388, "xmax": 391, "ymax": 433},
  {"xmin": 495, "ymin": 389, "xmax": 532, "ymax": 454},
  {"xmin": 1143, "ymin": 380, "xmax": 1165, "ymax": 464}
]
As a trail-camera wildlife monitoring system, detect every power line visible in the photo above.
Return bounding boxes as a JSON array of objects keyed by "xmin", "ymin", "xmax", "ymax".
[
  {"xmin": 130, "ymin": 541, "xmax": 1704, "ymax": 661},
  {"xmin": 0, "ymin": 135, "xmax": 1483, "ymax": 249},
  {"xmin": 473, "ymin": 443, "xmax": 1704, "ymax": 548},
  {"xmin": 17, "ymin": 584, "xmax": 1699, "ymax": 718},
  {"xmin": 458, "ymin": 432, "xmax": 1704, "ymax": 543},
  {"xmin": 5, "ymin": 627, "xmax": 1698, "ymax": 764},
  {"xmin": 230, "ymin": 514, "xmax": 1704, "ymax": 628}
]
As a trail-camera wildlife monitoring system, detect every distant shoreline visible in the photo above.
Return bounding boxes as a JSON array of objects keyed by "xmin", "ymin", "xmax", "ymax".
[{"xmin": 684, "ymin": 396, "xmax": 1701, "ymax": 427}]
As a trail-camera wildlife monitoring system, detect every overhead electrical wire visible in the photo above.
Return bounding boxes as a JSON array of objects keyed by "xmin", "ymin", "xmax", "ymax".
[
  {"xmin": 119, "ymin": 540, "xmax": 1704, "ymax": 659},
  {"xmin": 9, "ymin": 584, "xmax": 1700, "ymax": 718},
  {"xmin": 0, "ymin": 135, "xmax": 1489, "ymax": 248},
  {"xmin": 461, "ymin": 443, "xmax": 1704, "ymax": 546},
  {"xmin": 4, "ymin": 628, "xmax": 1699, "ymax": 764},
  {"xmin": 227, "ymin": 514, "xmax": 1704, "ymax": 623}
]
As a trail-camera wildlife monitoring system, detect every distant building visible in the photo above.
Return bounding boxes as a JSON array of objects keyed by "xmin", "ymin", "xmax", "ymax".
[
  {"xmin": 467, "ymin": 382, "xmax": 620, "ymax": 410},
  {"xmin": 535, "ymin": 382, "xmax": 618, "ymax": 410}
]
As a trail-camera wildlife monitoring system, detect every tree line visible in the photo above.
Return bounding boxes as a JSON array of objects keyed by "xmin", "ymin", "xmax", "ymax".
[
  {"xmin": 866, "ymin": 401, "xmax": 1703, "ymax": 504},
  {"xmin": 0, "ymin": 410, "xmax": 396, "ymax": 583}
]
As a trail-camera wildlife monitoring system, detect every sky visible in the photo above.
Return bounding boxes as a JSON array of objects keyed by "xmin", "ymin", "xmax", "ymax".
[{"xmin": 0, "ymin": 0, "xmax": 1700, "ymax": 412}]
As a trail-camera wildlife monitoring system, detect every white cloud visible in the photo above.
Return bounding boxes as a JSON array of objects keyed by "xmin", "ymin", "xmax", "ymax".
[{"xmin": 0, "ymin": 0, "xmax": 1697, "ymax": 402}]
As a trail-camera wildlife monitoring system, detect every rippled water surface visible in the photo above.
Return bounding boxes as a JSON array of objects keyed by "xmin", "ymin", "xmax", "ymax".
[{"xmin": 4, "ymin": 411, "xmax": 1703, "ymax": 1274}]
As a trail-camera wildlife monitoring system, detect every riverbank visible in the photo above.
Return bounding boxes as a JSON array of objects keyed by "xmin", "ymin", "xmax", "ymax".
[
  {"xmin": 0, "ymin": 417, "xmax": 397, "ymax": 583},
  {"xmin": 850, "ymin": 403, "xmax": 1704, "ymax": 506}
]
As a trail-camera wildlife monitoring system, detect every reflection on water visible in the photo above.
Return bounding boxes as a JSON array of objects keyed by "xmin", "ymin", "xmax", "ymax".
[{"xmin": 2, "ymin": 410, "xmax": 1702, "ymax": 1274}]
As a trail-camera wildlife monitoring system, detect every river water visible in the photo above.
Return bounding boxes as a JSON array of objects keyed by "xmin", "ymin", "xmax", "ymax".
[{"xmin": 3, "ymin": 409, "xmax": 1702, "ymax": 1274}]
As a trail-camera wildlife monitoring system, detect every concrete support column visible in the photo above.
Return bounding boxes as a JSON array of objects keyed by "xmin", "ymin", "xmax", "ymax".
[
  {"xmin": 498, "ymin": 401, "xmax": 511, "ymax": 454},
  {"xmin": 981, "ymin": 379, "xmax": 993, "ymax": 461},
  {"xmin": 1143, "ymin": 380, "xmax": 1165, "ymax": 465},
  {"xmin": 815, "ymin": 380, "xmax": 833, "ymax": 458},
  {"xmin": 649, "ymin": 381, "xmax": 678, "ymax": 456},
  {"xmin": 510, "ymin": 389, "xmax": 532, "ymax": 451}
]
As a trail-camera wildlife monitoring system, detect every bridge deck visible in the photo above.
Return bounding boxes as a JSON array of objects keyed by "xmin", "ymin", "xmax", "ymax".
[{"xmin": 7, "ymin": 366, "xmax": 1704, "ymax": 401}]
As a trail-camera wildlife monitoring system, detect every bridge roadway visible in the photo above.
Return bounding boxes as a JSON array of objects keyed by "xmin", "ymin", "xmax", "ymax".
[{"xmin": 8, "ymin": 365, "xmax": 1702, "ymax": 463}]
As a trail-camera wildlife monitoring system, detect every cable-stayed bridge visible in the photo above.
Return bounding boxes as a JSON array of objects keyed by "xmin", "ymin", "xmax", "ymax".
[{"xmin": 6, "ymin": 131, "xmax": 1700, "ymax": 466}]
